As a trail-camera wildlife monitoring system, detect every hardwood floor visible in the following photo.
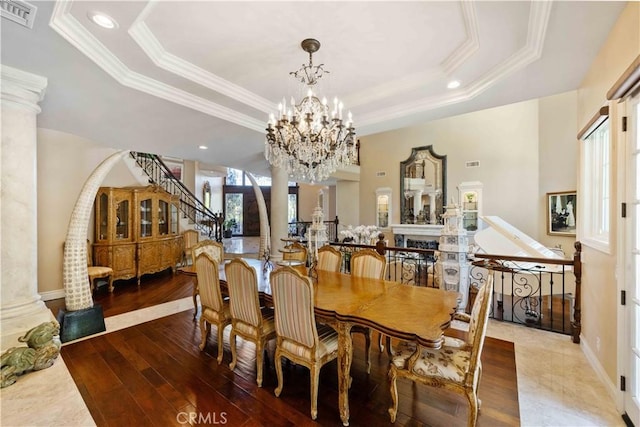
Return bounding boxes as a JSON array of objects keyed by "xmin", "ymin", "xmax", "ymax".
[{"xmin": 50, "ymin": 270, "xmax": 520, "ymax": 426}]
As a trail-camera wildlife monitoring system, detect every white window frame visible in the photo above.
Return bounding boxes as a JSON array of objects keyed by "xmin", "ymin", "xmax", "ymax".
[{"xmin": 580, "ymin": 109, "xmax": 612, "ymax": 253}]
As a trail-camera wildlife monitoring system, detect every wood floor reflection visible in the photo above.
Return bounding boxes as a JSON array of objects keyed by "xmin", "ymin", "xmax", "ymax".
[{"xmin": 54, "ymin": 270, "xmax": 519, "ymax": 426}]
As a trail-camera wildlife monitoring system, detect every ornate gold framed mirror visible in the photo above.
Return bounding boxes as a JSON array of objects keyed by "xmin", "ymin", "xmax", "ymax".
[{"xmin": 400, "ymin": 145, "xmax": 446, "ymax": 224}]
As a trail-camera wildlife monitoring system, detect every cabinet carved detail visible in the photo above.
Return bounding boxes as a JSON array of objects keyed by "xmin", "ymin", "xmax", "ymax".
[{"xmin": 94, "ymin": 185, "xmax": 182, "ymax": 287}]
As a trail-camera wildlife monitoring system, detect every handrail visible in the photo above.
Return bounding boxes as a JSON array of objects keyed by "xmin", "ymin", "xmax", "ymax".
[
  {"xmin": 329, "ymin": 235, "xmax": 582, "ymax": 343},
  {"xmin": 130, "ymin": 152, "xmax": 223, "ymax": 240}
]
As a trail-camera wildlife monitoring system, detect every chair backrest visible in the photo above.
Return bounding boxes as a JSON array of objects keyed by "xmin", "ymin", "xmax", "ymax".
[
  {"xmin": 192, "ymin": 240, "xmax": 225, "ymax": 264},
  {"xmin": 387, "ymin": 259, "xmax": 416, "ymax": 285},
  {"xmin": 183, "ymin": 229, "xmax": 200, "ymax": 250},
  {"xmin": 316, "ymin": 245, "xmax": 342, "ymax": 272},
  {"xmin": 350, "ymin": 249, "xmax": 386, "ymax": 279},
  {"xmin": 270, "ymin": 267, "xmax": 318, "ymax": 349},
  {"xmin": 226, "ymin": 258, "xmax": 261, "ymax": 328},
  {"xmin": 283, "ymin": 241, "xmax": 308, "ymax": 263},
  {"xmin": 465, "ymin": 275, "xmax": 494, "ymax": 386},
  {"xmin": 194, "ymin": 252, "xmax": 225, "ymax": 312}
]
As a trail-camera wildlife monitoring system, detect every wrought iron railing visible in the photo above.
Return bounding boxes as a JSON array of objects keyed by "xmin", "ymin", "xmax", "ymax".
[
  {"xmin": 326, "ymin": 238, "xmax": 582, "ymax": 341},
  {"xmin": 470, "ymin": 242, "xmax": 582, "ymax": 342},
  {"xmin": 288, "ymin": 217, "xmax": 340, "ymax": 242},
  {"xmin": 130, "ymin": 152, "xmax": 223, "ymax": 240}
]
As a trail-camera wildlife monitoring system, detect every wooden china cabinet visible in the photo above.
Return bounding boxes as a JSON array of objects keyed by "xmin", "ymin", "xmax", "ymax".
[{"xmin": 93, "ymin": 185, "xmax": 183, "ymax": 286}]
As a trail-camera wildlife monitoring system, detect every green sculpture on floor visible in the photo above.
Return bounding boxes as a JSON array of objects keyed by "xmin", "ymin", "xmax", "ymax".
[{"xmin": 1, "ymin": 321, "xmax": 61, "ymax": 388}]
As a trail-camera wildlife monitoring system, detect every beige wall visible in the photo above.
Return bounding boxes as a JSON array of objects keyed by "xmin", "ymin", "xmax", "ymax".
[
  {"xmin": 298, "ymin": 183, "xmax": 336, "ymax": 222},
  {"xmin": 37, "ymin": 129, "xmax": 141, "ymax": 297},
  {"xmin": 538, "ymin": 90, "xmax": 579, "ymax": 254},
  {"xmin": 576, "ymin": 1, "xmax": 639, "ymax": 387},
  {"xmin": 360, "ymin": 99, "xmax": 541, "ymax": 238},
  {"xmin": 336, "ymin": 180, "xmax": 360, "ymax": 230}
]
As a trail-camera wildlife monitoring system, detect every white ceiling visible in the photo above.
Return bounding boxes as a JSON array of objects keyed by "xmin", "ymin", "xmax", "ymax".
[{"xmin": 1, "ymin": 1, "xmax": 626, "ymax": 179}]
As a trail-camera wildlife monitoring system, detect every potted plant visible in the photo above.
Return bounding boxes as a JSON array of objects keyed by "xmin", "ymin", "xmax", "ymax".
[{"xmin": 223, "ymin": 219, "xmax": 236, "ymax": 238}]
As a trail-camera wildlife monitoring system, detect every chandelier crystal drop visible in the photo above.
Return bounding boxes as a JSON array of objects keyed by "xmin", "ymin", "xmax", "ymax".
[{"xmin": 265, "ymin": 39, "xmax": 356, "ymax": 183}]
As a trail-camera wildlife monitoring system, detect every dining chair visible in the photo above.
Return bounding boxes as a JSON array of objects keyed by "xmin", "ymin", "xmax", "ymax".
[
  {"xmin": 270, "ymin": 267, "xmax": 339, "ymax": 420},
  {"xmin": 388, "ymin": 276, "xmax": 494, "ymax": 426},
  {"xmin": 84, "ymin": 239, "xmax": 115, "ymax": 293},
  {"xmin": 182, "ymin": 229, "xmax": 200, "ymax": 266},
  {"xmin": 194, "ymin": 252, "xmax": 231, "ymax": 364},
  {"xmin": 316, "ymin": 245, "xmax": 342, "ymax": 273},
  {"xmin": 226, "ymin": 258, "xmax": 276, "ymax": 387},
  {"xmin": 283, "ymin": 241, "xmax": 307, "ymax": 262},
  {"xmin": 282, "ymin": 241, "xmax": 308, "ymax": 275},
  {"xmin": 349, "ymin": 248, "xmax": 387, "ymax": 372},
  {"xmin": 192, "ymin": 239, "xmax": 224, "ymax": 263},
  {"xmin": 190, "ymin": 239, "xmax": 225, "ymax": 318}
]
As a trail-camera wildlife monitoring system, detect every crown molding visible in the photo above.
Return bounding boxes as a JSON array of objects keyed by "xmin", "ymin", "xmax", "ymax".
[
  {"xmin": 358, "ymin": 0, "xmax": 552, "ymax": 127},
  {"xmin": 441, "ymin": 0, "xmax": 480, "ymax": 76},
  {"xmin": 49, "ymin": 0, "xmax": 265, "ymax": 133},
  {"xmin": 348, "ymin": 0, "xmax": 479, "ymax": 109},
  {"xmin": 129, "ymin": 1, "xmax": 275, "ymax": 114}
]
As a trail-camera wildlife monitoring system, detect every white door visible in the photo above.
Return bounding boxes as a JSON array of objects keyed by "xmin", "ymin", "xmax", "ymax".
[{"xmin": 623, "ymin": 94, "xmax": 640, "ymax": 427}]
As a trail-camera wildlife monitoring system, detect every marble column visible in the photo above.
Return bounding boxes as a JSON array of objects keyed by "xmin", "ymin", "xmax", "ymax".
[
  {"xmin": 269, "ymin": 166, "xmax": 289, "ymax": 260},
  {"xmin": 1, "ymin": 65, "xmax": 51, "ymax": 350}
]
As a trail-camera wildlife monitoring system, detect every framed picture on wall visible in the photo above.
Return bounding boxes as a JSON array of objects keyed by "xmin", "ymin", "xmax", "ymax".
[
  {"xmin": 162, "ymin": 158, "xmax": 183, "ymax": 182},
  {"xmin": 547, "ymin": 191, "xmax": 577, "ymax": 236}
]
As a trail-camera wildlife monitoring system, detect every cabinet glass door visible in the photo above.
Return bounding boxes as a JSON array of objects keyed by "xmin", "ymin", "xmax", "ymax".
[
  {"xmin": 99, "ymin": 193, "xmax": 108, "ymax": 240},
  {"xmin": 170, "ymin": 203, "xmax": 178, "ymax": 235},
  {"xmin": 140, "ymin": 198, "xmax": 152, "ymax": 238},
  {"xmin": 116, "ymin": 200, "xmax": 129, "ymax": 239},
  {"xmin": 158, "ymin": 200, "xmax": 169, "ymax": 236},
  {"xmin": 462, "ymin": 190, "xmax": 478, "ymax": 231}
]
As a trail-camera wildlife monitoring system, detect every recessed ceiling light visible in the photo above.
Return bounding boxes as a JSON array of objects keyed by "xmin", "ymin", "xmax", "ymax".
[
  {"xmin": 87, "ymin": 11, "xmax": 118, "ymax": 29},
  {"xmin": 447, "ymin": 80, "xmax": 461, "ymax": 89},
  {"xmin": 199, "ymin": 145, "xmax": 208, "ymax": 150}
]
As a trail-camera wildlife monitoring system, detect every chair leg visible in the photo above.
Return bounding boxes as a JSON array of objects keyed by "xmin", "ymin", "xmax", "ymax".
[
  {"xmin": 378, "ymin": 333, "xmax": 384, "ymax": 352},
  {"xmin": 364, "ymin": 329, "xmax": 372, "ymax": 374},
  {"xmin": 216, "ymin": 323, "xmax": 225, "ymax": 364},
  {"xmin": 255, "ymin": 340, "xmax": 264, "ymax": 388},
  {"xmin": 108, "ymin": 277, "xmax": 114, "ymax": 293},
  {"xmin": 310, "ymin": 364, "xmax": 320, "ymax": 420},
  {"xmin": 229, "ymin": 330, "xmax": 237, "ymax": 371},
  {"xmin": 274, "ymin": 350, "xmax": 284, "ymax": 397},
  {"xmin": 388, "ymin": 365, "xmax": 399, "ymax": 423},
  {"xmin": 192, "ymin": 285, "xmax": 199, "ymax": 321},
  {"xmin": 466, "ymin": 389, "xmax": 479, "ymax": 427},
  {"xmin": 199, "ymin": 318, "xmax": 209, "ymax": 351}
]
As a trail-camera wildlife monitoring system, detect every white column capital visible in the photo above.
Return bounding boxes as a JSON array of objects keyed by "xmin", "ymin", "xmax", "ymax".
[{"xmin": 1, "ymin": 64, "xmax": 48, "ymax": 113}]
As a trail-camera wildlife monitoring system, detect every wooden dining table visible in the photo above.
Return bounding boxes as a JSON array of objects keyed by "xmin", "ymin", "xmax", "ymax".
[{"xmin": 180, "ymin": 258, "xmax": 460, "ymax": 426}]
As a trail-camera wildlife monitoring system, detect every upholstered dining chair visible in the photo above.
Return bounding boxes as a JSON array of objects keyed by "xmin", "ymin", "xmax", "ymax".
[
  {"xmin": 182, "ymin": 229, "xmax": 200, "ymax": 266},
  {"xmin": 388, "ymin": 276, "xmax": 494, "ymax": 426},
  {"xmin": 192, "ymin": 239, "xmax": 224, "ymax": 264},
  {"xmin": 316, "ymin": 245, "xmax": 342, "ymax": 273},
  {"xmin": 226, "ymin": 258, "xmax": 276, "ymax": 387},
  {"xmin": 194, "ymin": 252, "xmax": 231, "ymax": 364},
  {"xmin": 270, "ymin": 267, "xmax": 339, "ymax": 420},
  {"xmin": 86, "ymin": 240, "xmax": 114, "ymax": 292},
  {"xmin": 349, "ymin": 248, "xmax": 387, "ymax": 371},
  {"xmin": 282, "ymin": 241, "xmax": 308, "ymax": 263},
  {"xmin": 190, "ymin": 239, "xmax": 225, "ymax": 318}
]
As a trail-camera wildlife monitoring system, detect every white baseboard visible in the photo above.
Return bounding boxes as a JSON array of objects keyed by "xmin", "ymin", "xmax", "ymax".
[
  {"xmin": 40, "ymin": 289, "xmax": 66, "ymax": 301},
  {"xmin": 580, "ymin": 333, "xmax": 624, "ymax": 411}
]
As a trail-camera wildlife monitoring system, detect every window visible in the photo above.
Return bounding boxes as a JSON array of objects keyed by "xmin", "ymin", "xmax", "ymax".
[{"xmin": 580, "ymin": 111, "xmax": 611, "ymax": 252}]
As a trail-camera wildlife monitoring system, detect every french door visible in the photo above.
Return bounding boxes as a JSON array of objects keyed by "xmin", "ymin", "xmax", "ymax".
[{"xmin": 623, "ymin": 93, "xmax": 639, "ymax": 427}]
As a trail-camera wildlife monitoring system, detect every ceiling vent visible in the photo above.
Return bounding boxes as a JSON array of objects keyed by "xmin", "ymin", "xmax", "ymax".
[
  {"xmin": 465, "ymin": 160, "xmax": 480, "ymax": 168},
  {"xmin": 1, "ymin": 0, "xmax": 37, "ymax": 29}
]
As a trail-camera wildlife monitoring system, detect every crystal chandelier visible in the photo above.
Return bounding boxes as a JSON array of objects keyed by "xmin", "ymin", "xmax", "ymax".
[{"xmin": 265, "ymin": 39, "xmax": 356, "ymax": 183}]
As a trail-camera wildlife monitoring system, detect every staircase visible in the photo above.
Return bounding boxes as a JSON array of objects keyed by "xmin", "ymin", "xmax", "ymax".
[{"xmin": 130, "ymin": 152, "xmax": 223, "ymax": 240}]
